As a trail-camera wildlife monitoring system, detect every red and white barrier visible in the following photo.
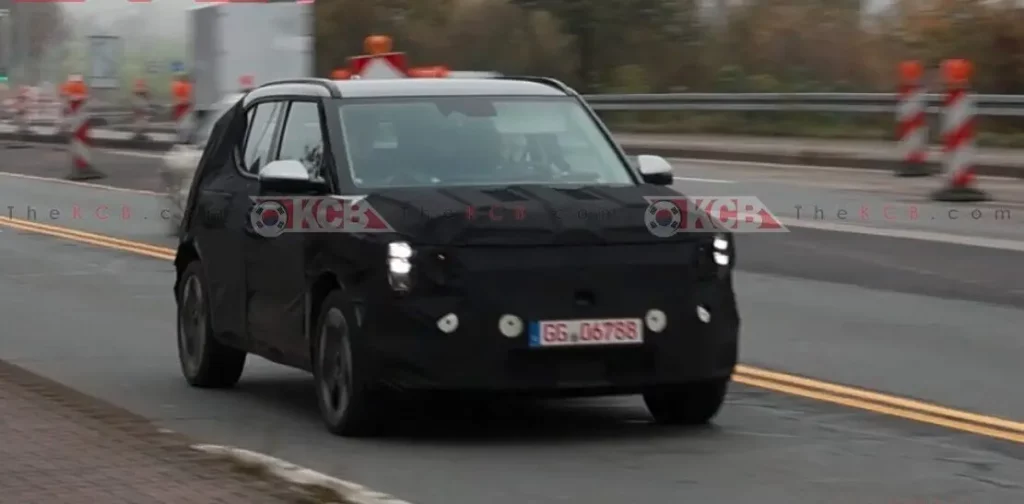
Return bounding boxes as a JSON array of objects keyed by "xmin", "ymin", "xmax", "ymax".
[
  {"xmin": 172, "ymin": 93, "xmax": 192, "ymax": 138},
  {"xmin": 132, "ymin": 80, "xmax": 151, "ymax": 140},
  {"xmin": 933, "ymin": 59, "xmax": 988, "ymax": 202},
  {"xmin": 67, "ymin": 94, "xmax": 104, "ymax": 181},
  {"xmin": 35, "ymin": 93, "xmax": 62, "ymax": 128},
  {"xmin": 14, "ymin": 87, "xmax": 30, "ymax": 135},
  {"xmin": 895, "ymin": 61, "xmax": 929, "ymax": 177}
]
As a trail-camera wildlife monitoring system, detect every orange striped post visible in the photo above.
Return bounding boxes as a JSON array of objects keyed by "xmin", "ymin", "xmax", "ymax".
[
  {"xmin": 171, "ymin": 78, "xmax": 193, "ymax": 141},
  {"xmin": 932, "ymin": 59, "xmax": 989, "ymax": 202},
  {"xmin": 65, "ymin": 77, "xmax": 105, "ymax": 181},
  {"xmin": 895, "ymin": 61, "xmax": 930, "ymax": 177}
]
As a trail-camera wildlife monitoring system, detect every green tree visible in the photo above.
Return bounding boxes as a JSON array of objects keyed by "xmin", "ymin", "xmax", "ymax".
[{"xmin": 511, "ymin": 0, "xmax": 681, "ymax": 91}]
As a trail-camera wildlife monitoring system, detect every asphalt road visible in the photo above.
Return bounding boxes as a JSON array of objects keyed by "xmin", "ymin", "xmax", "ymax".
[{"xmin": 1, "ymin": 146, "xmax": 1023, "ymax": 503}]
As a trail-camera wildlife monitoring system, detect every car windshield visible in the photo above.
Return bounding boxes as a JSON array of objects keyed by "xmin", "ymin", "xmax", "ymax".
[{"xmin": 337, "ymin": 96, "xmax": 635, "ymax": 188}]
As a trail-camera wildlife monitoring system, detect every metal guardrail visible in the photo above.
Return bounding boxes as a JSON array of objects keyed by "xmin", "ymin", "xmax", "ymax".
[
  {"xmin": 7, "ymin": 92, "xmax": 1024, "ymax": 128},
  {"xmin": 582, "ymin": 93, "xmax": 1024, "ymax": 117},
  {"xmin": 33, "ymin": 93, "xmax": 1024, "ymax": 119}
]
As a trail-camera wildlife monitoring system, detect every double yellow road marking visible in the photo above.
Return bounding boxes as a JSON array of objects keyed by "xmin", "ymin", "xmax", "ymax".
[
  {"xmin": 0, "ymin": 216, "xmax": 176, "ymax": 261},
  {"xmin": 1, "ymin": 216, "xmax": 1021, "ymax": 444},
  {"xmin": 734, "ymin": 366, "xmax": 1024, "ymax": 443}
]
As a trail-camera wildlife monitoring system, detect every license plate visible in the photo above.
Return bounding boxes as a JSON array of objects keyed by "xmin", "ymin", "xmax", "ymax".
[{"xmin": 528, "ymin": 318, "xmax": 643, "ymax": 348}]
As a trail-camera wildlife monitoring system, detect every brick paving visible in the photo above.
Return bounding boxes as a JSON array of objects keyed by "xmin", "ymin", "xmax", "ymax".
[{"xmin": 0, "ymin": 359, "xmax": 334, "ymax": 504}]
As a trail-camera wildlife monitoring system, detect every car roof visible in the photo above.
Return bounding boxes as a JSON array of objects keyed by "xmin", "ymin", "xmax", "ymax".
[
  {"xmin": 329, "ymin": 78, "xmax": 568, "ymax": 99},
  {"xmin": 219, "ymin": 93, "xmax": 244, "ymax": 105}
]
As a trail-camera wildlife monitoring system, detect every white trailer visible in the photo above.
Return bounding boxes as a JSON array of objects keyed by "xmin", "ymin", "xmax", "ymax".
[{"xmin": 188, "ymin": 2, "xmax": 313, "ymax": 112}]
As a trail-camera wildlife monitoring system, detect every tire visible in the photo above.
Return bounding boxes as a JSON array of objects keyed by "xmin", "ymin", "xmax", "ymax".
[
  {"xmin": 643, "ymin": 378, "xmax": 730, "ymax": 426},
  {"xmin": 312, "ymin": 290, "xmax": 385, "ymax": 437},
  {"xmin": 176, "ymin": 261, "xmax": 247, "ymax": 388}
]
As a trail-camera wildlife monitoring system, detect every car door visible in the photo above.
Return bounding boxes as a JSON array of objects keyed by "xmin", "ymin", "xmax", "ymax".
[
  {"xmin": 244, "ymin": 99, "xmax": 329, "ymax": 365},
  {"xmin": 187, "ymin": 101, "xmax": 278, "ymax": 348},
  {"xmin": 215, "ymin": 99, "xmax": 285, "ymax": 353}
]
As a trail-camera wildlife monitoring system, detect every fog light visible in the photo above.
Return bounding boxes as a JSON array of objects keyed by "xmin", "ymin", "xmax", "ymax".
[
  {"xmin": 387, "ymin": 241, "xmax": 414, "ymax": 292},
  {"xmin": 713, "ymin": 251, "xmax": 730, "ymax": 266},
  {"xmin": 498, "ymin": 315, "xmax": 523, "ymax": 338},
  {"xmin": 437, "ymin": 313, "xmax": 459, "ymax": 333},
  {"xmin": 645, "ymin": 309, "xmax": 667, "ymax": 333},
  {"xmin": 388, "ymin": 241, "xmax": 413, "ymax": 259},
  {"xmin": 696, "ymin": 305, "xmax": 711, "ymax": 323}
]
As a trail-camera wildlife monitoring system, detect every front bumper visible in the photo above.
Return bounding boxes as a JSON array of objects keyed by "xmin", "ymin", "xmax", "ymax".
[{"xmin": 360, "ymin": 279, "xmax": 739, "ymax": 394}]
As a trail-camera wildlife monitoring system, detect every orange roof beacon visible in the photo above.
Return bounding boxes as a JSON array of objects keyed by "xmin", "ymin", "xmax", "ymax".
[
  {"xmin": 345, "ymin": 35, "xmax": 448, "ymax": 80},
  {"xmin": 364, "ymin": 35, "xmax": 393, "ymax": 55}
]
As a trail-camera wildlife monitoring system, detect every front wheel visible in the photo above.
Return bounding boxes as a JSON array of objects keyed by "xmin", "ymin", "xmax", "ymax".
[
  {"xmin": 176, "ymin": 261, "xmax": 246, "ymax": 388},
  {"xmin": 313, "ymin": 291, "xmax": 386, "ymax": 437},
  {"xmin": 643, "ymin": 378, "xmax": 730, "ymax": 426}
]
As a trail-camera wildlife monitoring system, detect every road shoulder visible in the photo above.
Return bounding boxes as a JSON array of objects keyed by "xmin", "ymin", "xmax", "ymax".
[{"xmin": 0, "ymin": 357, "xmax": 345, "ymax": 503}]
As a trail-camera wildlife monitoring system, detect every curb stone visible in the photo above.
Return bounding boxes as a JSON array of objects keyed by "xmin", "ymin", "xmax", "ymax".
[
  {"xmin": 192, "ymin": 444, "xmax": 416, "ymax": 504},
  {"xmin": 0, "ymin": 357, "xmax": 353, "ymax": 503}
]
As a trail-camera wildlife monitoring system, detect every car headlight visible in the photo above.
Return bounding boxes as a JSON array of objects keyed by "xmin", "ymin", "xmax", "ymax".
[
  {"xmin": 387, "ymin": 241, "xmax": 414, "ymax": 292},
  {"xmin": 712, "ymin": 234, "xmax": 730, "ymax": 266}
]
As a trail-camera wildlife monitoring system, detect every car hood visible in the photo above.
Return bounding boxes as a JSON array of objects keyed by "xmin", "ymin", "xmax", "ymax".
[{"xmin": 361, "ymin": 184, "xmax": 703, "ymax": 246}]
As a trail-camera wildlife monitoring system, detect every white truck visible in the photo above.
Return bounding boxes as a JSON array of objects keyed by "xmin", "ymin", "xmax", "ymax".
[
  {"xmin": 163, "ymin": 2, "xmax": 313, "ymax": 231},
  {"xmin": 188, "ymin": 1, "xmax": 313, "ymax": 113}
]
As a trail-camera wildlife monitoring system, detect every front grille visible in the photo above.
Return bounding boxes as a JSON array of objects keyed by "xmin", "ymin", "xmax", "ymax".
[{"xmin": 416, "ymin": 244, "xmax": 699, "ymax": 317}]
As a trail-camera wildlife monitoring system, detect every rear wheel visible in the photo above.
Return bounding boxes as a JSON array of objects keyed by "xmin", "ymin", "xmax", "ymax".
[
  {"xmin": 643, "ymin": 378, "xmax": 729, "ymax": 425},
  {"xmin": 176, "ymin": 261, "xmax": 246, "ymax": 388},
  {"xmin": 313, "ymin": 291, "xmax": 386, "ymax": 437}
]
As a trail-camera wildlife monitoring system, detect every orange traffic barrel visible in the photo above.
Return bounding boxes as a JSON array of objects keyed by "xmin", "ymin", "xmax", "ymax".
[
  {"xmin": 172, "ymin": 80, "xmax": 192, "ymax": 102},
  {"xmin": 65, "ymin": 79, "xmax": 87, "ymax": 100}
]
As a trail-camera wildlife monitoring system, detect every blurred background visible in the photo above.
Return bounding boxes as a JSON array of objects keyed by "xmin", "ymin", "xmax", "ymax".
[{"xmin": 1, "ymin": 0, "xmax": 1023, "ymax": 142}]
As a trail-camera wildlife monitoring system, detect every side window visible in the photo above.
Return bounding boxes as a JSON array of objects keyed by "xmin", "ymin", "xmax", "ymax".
[
  {"xmin": 242, "ymin": 102, "xmax": 284, "ymax": 174},
  {"xmin": 277, "ymin": 102, "xmax": 325, "ymax": 176}
]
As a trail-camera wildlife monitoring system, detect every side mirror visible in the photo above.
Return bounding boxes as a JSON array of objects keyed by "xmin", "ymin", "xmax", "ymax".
[
  {"xmin": 258, "ymin": 159, "xmax": 327, "ymax": 193},
  {"xmin": 636, "ymin": 155, "xmax": 674, "ymax": 185}
]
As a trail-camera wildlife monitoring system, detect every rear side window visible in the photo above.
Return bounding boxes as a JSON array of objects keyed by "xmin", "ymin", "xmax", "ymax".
[
  {"xmin": 242, "ymin": 102, "xmax": 285, "ymax": 174},
  {"xmin": 277, "ymin": 102, "xmax": 326, "ymax": 177}
]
